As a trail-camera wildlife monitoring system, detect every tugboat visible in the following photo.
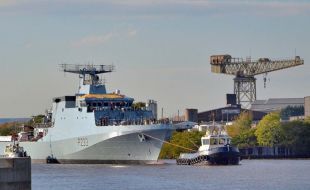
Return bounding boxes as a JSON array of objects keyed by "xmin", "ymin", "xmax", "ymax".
[
  {"xmin": 4, "ymin": 143, "xmax": 27, "ymax": 158},
  {"xmin": 1, "ymin": 142, "xmax": 31, "ymax": 190},
  {"xmin": 176, "ymin": 125, "xmax": 240, "ymax": 165}
]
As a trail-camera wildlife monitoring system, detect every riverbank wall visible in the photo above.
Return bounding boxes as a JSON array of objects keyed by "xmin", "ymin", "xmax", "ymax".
[
  {"xmin": 240, "ymin": 146, "xmax": 309, "ymax": 159},
  {"xmin": 0, "ymin": 157, "xmax": 31, "ymax": 190}
]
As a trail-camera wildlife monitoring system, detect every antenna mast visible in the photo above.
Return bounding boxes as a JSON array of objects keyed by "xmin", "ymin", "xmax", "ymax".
[{"xmin": 60, "ymin": 64, "xmax": 114, "ymax": 85}]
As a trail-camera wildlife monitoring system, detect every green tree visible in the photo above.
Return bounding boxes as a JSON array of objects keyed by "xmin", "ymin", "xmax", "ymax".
[
  {"xmin": 0, "ymin": 122, "xmax": 19, "ymax": 136},
  {"xmin": 226, "ymin": 112, "xmax": 257, "ymax": 148},
  {"xmin": 27, "ymin": 115, "xmax": 45, "ymax": 125},
  {"xmin": 232, "ymin": 128, "xmax": 257, "ymax": 148},
  {"xmin": 226, "ymin": 112, "xmax": 252, "ymax": 138},
  {"xmin": 304, "ymin": 116, "xmax": 310, "ymax": 124},
  {"xmin": 281, "ymin": 120, "xmax": 310, "ymax": 156},
  {"xmin": 132, "ymin": 102, "xmax": 146, "ymax": 110},
  {"xmin": 255, "ymin": 112, "xmax": 283, "ymax": 147},
  {"xmin": 159, "ymin": 131, "xmax": 205, "ymax": 159}
]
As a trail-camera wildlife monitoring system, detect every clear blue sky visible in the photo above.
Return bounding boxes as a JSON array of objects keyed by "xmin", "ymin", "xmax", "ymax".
[{"xmin": 0, "ymin": 0, "xmax": 309, "ymax": 117}]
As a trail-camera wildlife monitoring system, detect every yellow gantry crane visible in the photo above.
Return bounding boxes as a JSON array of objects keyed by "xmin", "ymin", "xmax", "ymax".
[{"xmin": 210, "ymin": 55, "xmax": 304, "ymax": 108}]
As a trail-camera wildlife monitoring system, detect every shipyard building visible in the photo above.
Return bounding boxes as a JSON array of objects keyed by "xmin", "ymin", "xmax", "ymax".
[
  {"xmin": 184, "ymin": 96, "xmax": 310, "ymax": 123},
  {"xmin": 250, "ymin": 98, "xmax": 304, "ymax": 113}
]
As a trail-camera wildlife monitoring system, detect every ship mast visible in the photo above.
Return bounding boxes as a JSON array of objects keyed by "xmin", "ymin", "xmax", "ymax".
[{"xmin": 60, "ymin": 64, "xmax": 114, "ymax": 94}]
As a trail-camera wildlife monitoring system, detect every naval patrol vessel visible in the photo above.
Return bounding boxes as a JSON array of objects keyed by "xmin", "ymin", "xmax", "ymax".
[{"xmin": 0, "ymin": 64, "xmax": 174, "ymax": 164}]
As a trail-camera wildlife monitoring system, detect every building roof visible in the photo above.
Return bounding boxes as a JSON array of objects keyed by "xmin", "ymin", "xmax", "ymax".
[{"xmin": 250, "ymin": 98, "xmax": 304, "ymax": 113}]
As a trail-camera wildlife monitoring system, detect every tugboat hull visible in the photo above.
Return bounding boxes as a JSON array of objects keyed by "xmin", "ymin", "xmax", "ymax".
[
  {"xmin": 176, "ymin": 146, "xmax": 240, "ymax": 165},
  {"xmin": 207, "ymin": 146, "xmax": 240, "ymax": 165}
]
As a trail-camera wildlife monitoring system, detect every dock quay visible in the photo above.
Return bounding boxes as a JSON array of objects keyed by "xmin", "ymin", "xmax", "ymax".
[{"xmin": 0, "ymin": 157, "xmax": 31, "ymax": 190}]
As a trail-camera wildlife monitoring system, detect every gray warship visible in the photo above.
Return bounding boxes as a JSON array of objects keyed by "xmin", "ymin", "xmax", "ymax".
[{"xmin": 0, "ymin": 64, "xmax": 174, "ymax": 164}]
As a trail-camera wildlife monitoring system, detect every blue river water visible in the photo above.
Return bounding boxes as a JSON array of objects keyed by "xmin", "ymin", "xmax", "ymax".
[{"xmin": 32, "ymin": 159, "xmax": 310, "ymax": 190}]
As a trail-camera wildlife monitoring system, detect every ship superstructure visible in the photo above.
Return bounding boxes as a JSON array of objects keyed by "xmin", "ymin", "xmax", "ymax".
[{"xmin": 0, "ymin": 64, "xmax": 173, "ymax": 164}]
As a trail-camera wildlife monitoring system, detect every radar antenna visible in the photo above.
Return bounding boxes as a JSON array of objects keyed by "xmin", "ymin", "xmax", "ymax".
[
  {"xmin": 60, "ymin": 64, "xmax": 114, "ymax": 75},
  {"xmin": 60, "ymin": 64, "xmax": 114, "ymax": 85}
]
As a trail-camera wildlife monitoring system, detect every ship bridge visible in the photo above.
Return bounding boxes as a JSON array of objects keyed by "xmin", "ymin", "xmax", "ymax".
[
  {"xmin": 58, "ymin": 64, "xmax": 154, "ymax": 126},
  {"xmin": 79, "ymin": 92, "xmax": 135, "ymax": 112}
]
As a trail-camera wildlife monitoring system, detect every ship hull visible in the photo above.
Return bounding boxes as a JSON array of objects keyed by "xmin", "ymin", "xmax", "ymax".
[
  {"xmin": 176, "ymin": 146, "xmax": 240, "ymax": 165},
  {"xmin": 207, "ymin": 146, "xmax": 240, "ymax": 165},
  {"xmin": 0, "ymin": 127, "xmax": 172, "ymax": 164}
]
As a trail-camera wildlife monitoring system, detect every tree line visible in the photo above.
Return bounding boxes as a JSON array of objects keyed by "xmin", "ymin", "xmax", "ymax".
[
  {"xmin": 226, "ymin": 112, "xmax": 310, "ymax": 156},
  {"xmin": 0, "ymin": 115, "xmax": 44, "ymax": 136},
  {"xmin": 160, "ymin": 111, "xmax": 310, "ymax": 159}
]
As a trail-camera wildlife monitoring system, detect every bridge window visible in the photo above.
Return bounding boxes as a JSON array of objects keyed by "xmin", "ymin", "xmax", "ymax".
[
  {"xmin": 210, "ymin": 138, "xmax": 218, "ymax": 145},
  {"xmin": 219, "ymin": 138, "xmax": 226, "ymax": 144},
  {"xmin": 202, "ymin": 139, "xmax": 209, "ymax": 145}
]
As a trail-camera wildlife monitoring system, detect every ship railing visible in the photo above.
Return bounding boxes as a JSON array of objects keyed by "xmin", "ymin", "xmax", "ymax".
[
  {"xmin": 34, "ymin": 123, "xmax": 53, "ymax": 128},
  {"xmin": 95, "ymin": 118, "xmax": 172, "ymax": 127}
]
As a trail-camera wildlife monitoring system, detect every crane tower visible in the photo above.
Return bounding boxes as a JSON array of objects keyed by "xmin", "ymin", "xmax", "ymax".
[{"xmin": 210, "ymin": 55, "xmax": 304, "ymax": 108}]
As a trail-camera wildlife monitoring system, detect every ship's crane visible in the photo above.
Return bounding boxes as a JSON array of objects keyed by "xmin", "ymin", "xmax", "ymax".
[{"xmin": 210, "ymin": 55, "xmax": 304, "ymax": 108}]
